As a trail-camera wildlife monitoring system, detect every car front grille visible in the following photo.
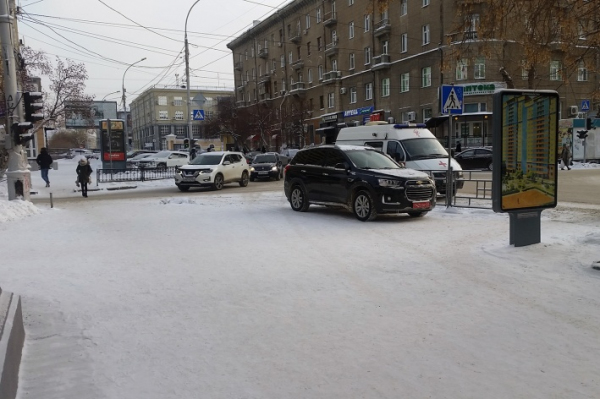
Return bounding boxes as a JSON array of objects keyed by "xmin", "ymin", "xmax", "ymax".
[
  {"xmin": 254, "ymin": 165, "xmax": 271, "ymax": 171},
  {"xmin": 405, "ymin": 181, "xmax": 435, "ymax": 201}
]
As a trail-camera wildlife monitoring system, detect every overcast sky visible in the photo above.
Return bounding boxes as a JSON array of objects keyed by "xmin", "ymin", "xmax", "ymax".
[{"xmin": 17, "ymin": 0, "xmax": 288, "ymax": 105}]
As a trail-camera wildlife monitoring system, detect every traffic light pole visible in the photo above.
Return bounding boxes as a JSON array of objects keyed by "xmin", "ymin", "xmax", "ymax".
[{"xmin": 1, "ymin": 0, "xmax": 31, "ymax": 201}]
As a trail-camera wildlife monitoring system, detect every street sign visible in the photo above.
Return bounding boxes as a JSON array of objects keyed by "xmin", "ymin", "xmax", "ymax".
[
  {"xmin": 193, "ymin": 109, "xmax": 205, "ymax": 120},
  {"xmin": 581, "ymin": 100, "xmax": 590, "ymax": 112},
  {"xmin": 441, "ymin": 85, "xmax": 463, "ymax": 115}
]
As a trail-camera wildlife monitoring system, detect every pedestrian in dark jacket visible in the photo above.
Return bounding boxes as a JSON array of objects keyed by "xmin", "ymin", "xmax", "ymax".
[
  {"xmin": 455, "ymin": 141, "xmax": 462, "ymax": 154},
  {"xmin": 560, "ymin": 144, "xmax": 571, "ymax": 170},
  {"xmin": 76, "ymin": 158, "xmax": 93, "ymax": 197},
  {"xmin": 36, "ymin": 147, "xmax": 53, "ymax": 187}
]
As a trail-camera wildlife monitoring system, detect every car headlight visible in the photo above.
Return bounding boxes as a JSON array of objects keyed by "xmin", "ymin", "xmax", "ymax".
[
  {"xmin": 250, "ymin": 167, "xmax": 255, "ymax": 172},
  {"xmin": 271, "ymin": 166, "xmax": 278, "ymax": 171},
  {"xmin": 456, "ymin": 171, "xmax": 464, "ymax": 178},
  {"xmin": 378, "ymin": 178, "xmax": 402, "ymax": 187}
]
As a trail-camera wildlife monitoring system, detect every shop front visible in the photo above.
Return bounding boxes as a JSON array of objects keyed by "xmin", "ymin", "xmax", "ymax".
[{"xmin": 316, "ymin": 112, "xmax": 344, "ymax": 144}]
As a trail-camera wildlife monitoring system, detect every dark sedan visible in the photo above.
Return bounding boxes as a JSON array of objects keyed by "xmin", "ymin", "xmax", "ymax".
[
  {"xmin": 454, "ymin": 148, "xmax": 493, "ymax": 170},
  {"xmin": 250, "ymin": 153, "xmax": 283, "ymax": 181}
]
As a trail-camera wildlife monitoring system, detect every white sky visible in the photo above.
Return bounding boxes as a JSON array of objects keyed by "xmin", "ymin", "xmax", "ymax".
[
  {"xmin": 1, "ymin": 159, "xmax": 600, "ymax": 397},
  {"xmin": 16, "ymin": 0, "xmax": 288, "ymax": 104}
]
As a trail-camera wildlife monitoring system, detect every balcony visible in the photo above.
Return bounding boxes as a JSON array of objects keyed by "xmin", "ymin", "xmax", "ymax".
[
  {"xmin": 234, "ymin": 61, "xmax": 243, "ymax": 71},
  {"xmin": 292, "ymin": 59, "xmax": 304, "ymax": 71},
  {"xmin": 236, "ymin": 100, "xmax": 245, "ymax": 107},
  {"xmin": 258, "ymin": 47, "xmax": 269, "ymax": 58},
  {"xmin": 374, "ymin": 18, "xmax": 391, "ymax": 37},
  {"xmin": 372, "ymin": 54, "xmax": 391, "ymax": 71},
  {"xmin": 236, "ymin": 80, "xmax": 247, "ymax": 91},
  {"xmin": 322, "ymin": 71, "xmax": 341, "ymax": 83},
  {"xmin": 325, "ymin": 40, "xmax": 338, "ymax": 56},
  {"xmin": 259, "ymin": 93, "xmax": 272, "ymax": 104},
  {"xmin": 290, "ymin": 31, "xmax": 302, "ymax": 44},
  {"xmin": 323, "ymin": 11, "xmax": 337, "ymax": 26},
  {"xmin": 289, "ymin": 81, "xmax": 307, "ymax": 97},
  {"xmin": 259, "ymin": 73, "xmax": 271, "ymax": 83}
]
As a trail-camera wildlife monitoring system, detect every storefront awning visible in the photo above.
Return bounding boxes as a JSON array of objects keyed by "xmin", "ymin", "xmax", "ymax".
[
  {"xmin": 315, "ymin": 126, "xmax": 336, "ymax": 134},
  {"xmin": 425, "ymin": 115, "xmax": 449, "ymax": 129}
]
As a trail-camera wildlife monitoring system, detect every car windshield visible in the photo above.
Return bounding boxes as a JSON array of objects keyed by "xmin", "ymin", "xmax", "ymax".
[
  {"xmin": 253, "ymin": 155, "xmax": 277, "ymax": 163},
  {"xmin": 402, "ymin": 138, "xmax": 449, "ymax": 160},
  {"xmin": 151, "ymin": 151, "xmax": 171, "ymax": 159},
  {"xmin": 345, "ymin": 149, "xmax": 400, "ymax": 170},
  {"xmin": 190, "ymin": 154, "xmax": 223, "ymax": 165}
]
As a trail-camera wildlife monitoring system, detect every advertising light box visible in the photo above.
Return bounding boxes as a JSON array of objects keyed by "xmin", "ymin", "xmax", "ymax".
[{"xmin": 492, "ymin": 90, "xmax": 559, "ymax": 213}]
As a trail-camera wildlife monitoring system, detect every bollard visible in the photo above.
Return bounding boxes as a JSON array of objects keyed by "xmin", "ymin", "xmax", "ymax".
[{"xmin": 50, "ymin": 192, "xmax": 53, "ymax": 208}]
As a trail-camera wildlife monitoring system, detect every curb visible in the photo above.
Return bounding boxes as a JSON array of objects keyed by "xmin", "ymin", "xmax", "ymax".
[{"xmin": 0, "ymin": 287, "xmax": 25, "ymax": 399}]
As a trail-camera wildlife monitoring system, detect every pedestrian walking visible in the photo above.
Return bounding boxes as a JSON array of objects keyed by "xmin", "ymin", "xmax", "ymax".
[
  {"xmin": 455, "ymin": 141, "xmax": 462, "ymax": 154},
  {"xmin": 189, "ymin": 147, "xmax": 197, "ymax": 160},
  {"xmin": 36, "ymin": 147, "xmax": 53, "ymax": 187},
  {"xmin": 76, "ymin": 158, "xmax": 93, "ymax": 197},
  {"xmin": 560, "ymin": 143, "xmax": 571, "ymax": 170}
]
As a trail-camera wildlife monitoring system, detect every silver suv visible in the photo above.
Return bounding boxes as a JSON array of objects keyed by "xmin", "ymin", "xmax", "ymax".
[{"xmin": 175, "ymin": 151, "xmax": 250, "ymax": 191}]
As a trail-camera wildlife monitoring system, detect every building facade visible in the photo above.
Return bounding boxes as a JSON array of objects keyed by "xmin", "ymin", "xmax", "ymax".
[
  {"xmin": 129, "ymin": 87, "xmax": 233, "ymax": 150},
  {"xmin": 227, "ymin": 0, "xmax": 599, "ymax": 149}
]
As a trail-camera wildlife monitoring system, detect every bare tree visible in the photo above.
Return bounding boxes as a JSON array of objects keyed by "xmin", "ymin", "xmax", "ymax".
[{"xmin": 48, "ymin": 129, "xmax": 89, "ymax": 149}]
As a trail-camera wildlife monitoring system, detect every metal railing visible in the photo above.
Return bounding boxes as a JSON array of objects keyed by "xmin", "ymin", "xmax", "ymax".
[
  {"xmin": 452, "ymin": 170, "xmax": 493, "ymax": 209},
  {"xmin": 96, "ymin": 167, "xmax": 178, "ymax": 185}
]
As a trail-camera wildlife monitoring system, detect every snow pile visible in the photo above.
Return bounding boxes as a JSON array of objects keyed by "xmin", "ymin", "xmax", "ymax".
[{"xmin": 0, "ymin": 198, "xmax": 41, "ymax": 223}]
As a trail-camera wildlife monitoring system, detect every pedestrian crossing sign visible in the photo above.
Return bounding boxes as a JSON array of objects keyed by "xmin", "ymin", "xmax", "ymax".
[
  {"xmin": 193, "ymin": 109, "xmax": 205, "ymax": 120},
  {"xmin": 581, "ymin": 100, "xmax": 590, "ymax": 112},
  {"xmin": 441, "ymin": 85, "xmax": 464, "ymax": 115}
]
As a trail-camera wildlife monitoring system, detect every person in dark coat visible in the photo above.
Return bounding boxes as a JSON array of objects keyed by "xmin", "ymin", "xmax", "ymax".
[
  {"xmin": 560, "ymin": 143, "xmax": 571, "ymax": 170},
  {"xmin": 36, "ymin": 147, "xmax": 53, "ymax": 187},
  {"xmin": 189, "ymin": 147, "xmax": 197, "ymax": 161},
  {"xmin": 76, "ymin": 158, "xmax": 93, "ymax": 197},
  {"xmin": 455, "ymin": 141, "xmax": 462, "ymax": 154}
]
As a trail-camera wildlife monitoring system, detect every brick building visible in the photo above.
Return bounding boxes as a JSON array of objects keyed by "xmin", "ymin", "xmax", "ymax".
[{"xmin": 227, "ymin": 0, "xmax": 599, "ymax": 149}]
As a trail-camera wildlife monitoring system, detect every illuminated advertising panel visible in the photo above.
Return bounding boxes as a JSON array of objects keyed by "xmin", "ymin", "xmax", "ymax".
[
  {"xmin": 99, "ymin": 119, "xmax": 126, "ymax": 167},
  {"xmin": 492, "ymin": 90, "xmax": 559, "ymax": 213}
]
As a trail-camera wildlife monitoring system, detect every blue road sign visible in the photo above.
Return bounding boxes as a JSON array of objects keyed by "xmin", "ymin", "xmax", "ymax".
[
  {"xmin": 581, "ymin": 100, "xmax": 590, "ymax": 112},
  {"xmin": 441, "ymin": 85, "xmax": 463, "ymax": 115},
  {"xmin": 193, "ymin": 109, "xmax": 205, "ymax": 120}
]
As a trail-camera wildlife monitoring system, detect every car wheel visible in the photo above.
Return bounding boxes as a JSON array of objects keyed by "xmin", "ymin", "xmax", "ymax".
[
  {"xmin": 213, "ymin": 174, "xmax": 224, "ymax": 190},
  {"xmin": 408, "ymin": 211, "xmax": 427, "ymax": 217},
  {"xmin": 239, "ymin": 171, "xmax": 249, "ymax": 187},
  {"xmin": 487, "ymin": 162, "xmax": 493, "ymax": 171},
  {"xmin": 290, "ymin": 184, "xmax": 310, "ymax": 212},
  {"xmin": 353, "ymin": 190, "xmax": 377, "ymax": 221},
  {"xmin": 177, "ymin": 185, "xmax": 190, "ymax": 192}
]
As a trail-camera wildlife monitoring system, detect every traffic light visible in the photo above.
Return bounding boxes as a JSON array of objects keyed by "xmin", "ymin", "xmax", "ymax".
[
  {"xmin": 183, "ymin": 138, "xmax": 190, "ymax": 149},
  {"xmin": 577, "ymin": 130, "xmax": 589, "ymax": 140},
  {"xmin": 586, "ymin": 118, "xmax": 593, "ymax": 130},
  {"xmin": 23, "ymin": 91, "xmax": 44, "ymax": 123},
  {"xmin": 12, "ymin": 122, "xmax": 34, "ymax": 145}
]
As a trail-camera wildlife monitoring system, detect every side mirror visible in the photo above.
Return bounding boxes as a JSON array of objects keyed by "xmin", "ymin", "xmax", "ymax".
[
  {"xmin": 223, "ymin": 160, "xmax": 231, "ymax": 165},
  {"xmin": 335, "ymin": 162, "xmax": 350, "ymax": 170}
]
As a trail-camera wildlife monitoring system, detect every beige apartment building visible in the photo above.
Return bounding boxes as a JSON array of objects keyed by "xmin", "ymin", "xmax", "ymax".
[
  {"xmin": 130, "ymin": 86, "xmax": 233, "ymax": 150},
  {"xmin": 227, "ymin": 0, "xmax": 599, "ymax": 149}
]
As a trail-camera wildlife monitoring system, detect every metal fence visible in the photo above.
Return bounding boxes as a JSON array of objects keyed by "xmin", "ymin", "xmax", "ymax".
[
  {"xmin": 96, "ymin": 167, "xmax": 178, "ymax": 185},
  {"xmin": 451, "ymin": 170, "xmax": 493, "ymax": 209}
]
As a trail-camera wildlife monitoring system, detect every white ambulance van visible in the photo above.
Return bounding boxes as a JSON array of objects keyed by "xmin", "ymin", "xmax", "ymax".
[{"xmin": 335, "ymin": 122, "xmax": 464, "ymax": 194}]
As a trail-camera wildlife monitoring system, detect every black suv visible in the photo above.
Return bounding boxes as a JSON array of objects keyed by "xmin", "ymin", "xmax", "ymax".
[
  {"xmin": 283, "ymin": 145, "xmax": 436, "ymax": 221},
  {"xmin": 250, "ymin": 153, "xmax": 284, "ymax": 181}
]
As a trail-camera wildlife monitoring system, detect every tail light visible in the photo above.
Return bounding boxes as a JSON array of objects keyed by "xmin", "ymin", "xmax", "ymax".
[{"xmin": 284, "ymin": 164, "xmax": 291, "ymax": 177}]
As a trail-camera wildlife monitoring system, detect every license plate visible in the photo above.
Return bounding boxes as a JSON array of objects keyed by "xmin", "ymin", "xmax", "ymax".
[
  {"xmin": 259, "ymin": 171, "xmax": 268, "ymax": 175},
  {"xmin": 412, "ymin": 201, "xmax": 429, "ymax": 209}
]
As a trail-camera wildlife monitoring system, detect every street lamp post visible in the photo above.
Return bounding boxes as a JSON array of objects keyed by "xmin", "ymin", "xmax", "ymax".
[
  {"xmin": 185, "ymin": 0, "xmax": 202, "ymax": 149},
  {"xmin": 122, "ymin": 57, "xmax": 146, "ymax": 151},
  {"xmin": 102, "ymin": 90, "xmax": 120, "ymax": 101}
]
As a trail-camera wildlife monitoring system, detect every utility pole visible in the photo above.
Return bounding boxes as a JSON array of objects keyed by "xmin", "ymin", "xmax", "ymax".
[{"xmin": 1, "ymin": 0, "xmax": 30, "ymax": 200}]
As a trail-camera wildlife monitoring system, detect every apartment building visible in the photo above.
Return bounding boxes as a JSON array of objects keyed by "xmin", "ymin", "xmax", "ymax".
[
  {"xmin": 130, "ymin": 86, "xmax": 233, "ymax": 150},
  {"xmin": 227, "ymin": 0, "xmax": 598, "ymax": 148}
]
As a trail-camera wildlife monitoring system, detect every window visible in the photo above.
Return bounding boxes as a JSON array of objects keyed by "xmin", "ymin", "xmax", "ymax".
[
  {"xmin": 274, "ymin": 81, "xmax": 278, "ymax": 93},
  {"xmin": 319, "ymin": 95, "xmax": 324, "ymax": 109},
  {"xmin": 272, "ymin": 59, "xmax": 276, "ymax": 70},
  {"xmin": 350, "ymin": 87, "xmax": 357, "ymax": 104},
  {"xmin": 381, "ymin": 78, "xmax": 390, "ymax": 97},
  {"xmin": 349, "ymin": 21, "xmax": 355, "ymax": 38},
  {"xmin": 349, "ymin": 53, "xmax": 355, "ymax": 70},
  {"xmin": 307, "ymin": 42, "xmax": 311, "ymax": 56},
  {"xmin": 317, "ymin": 37, "xmax": 322, "ymax": 51},
  {"xmin": 456, "ymin": 59, "xmax": 468, "ymax": 80},
  {"xmin": 474, "ymin": 56, "xmax": 485, "ymax": 79},
  {"xmin": 423, "ymin": 108, "xmax": 432, "ymax": 121},
  {"xmin": 550, "ymin": 61, "xmax": 562, "ymax": 81},
  {"xmin": 400, "ymin": 0, "xmax": 407, "ymax": 15},
  {"xmin": 251, "ymin": 47, "xmax": 255, "ymax": 58},
  {"xmin": 400, "ymin": 73, "xmax": 409, "ymax": 93},
  {"xmin": 401, "ymin": 33, "xmax": 408, "ymax": 53},
  {"xmin": 245, "ymin": 71, "xmax": 249, "ymax": 82},
  {"xmin": 364, "ymin": 15, "xmax": 370, "ymax": 32},
  {"xmin": 306, "ymin": 14, "xmax": 311, "ymax": 29},
  {"xmin": 318, "ymin": 65, "xmax": 324, "ymax": 80},
  {"xmin": 176, "ymin": 126, "xmax": 186, "ymax": 136},
  {"xmin": 323, "ymin": 148, "xmax": 346, "ymax": 168},
  {"xmin": 158, "ymin": 96, "xmax": 167, "ymax": 106},
  {"xmin": 308, "ymin": 69, "xmax": 313, "ymax": 83},
  {"xmin": 328, "ymin": 92, "xmax": 335, "ymax": 108},
  {"xmin": 422, "ymin": 24, "xmax": 430, "ymax": 45},
  {"xmin": 364, "ymin": 47, "xmax": 371, "ymax": 65},
  {"xmin": 421, "ymin": 67, "xmax": 431, "ymax": 87},
  {"xmin": 382, "ymin": 40, "xmax": 389, "ymax": 55},
  {"xmin": 173, "ymin": 96, "xmax": 183, "ymax": 106},
  {"xmin": 158, "ymin": 110, "xmax": 169, "ymax": 120},
  {"xmin": 332, "ymin": 59, "xmax": 338, "ymax": 71},
  {"xmin": 289, "ymin": 51, "xmax": 293, "ymax": 64},
  {"xmin": 365, "ymin": 83, "xmax": 373, "ymax": 100},
  {"xmin": 282, "ymin": 79, "xmax": 286, "ymax": 92},
  {"xmin": 245, "ymin": 50, "xmax": 248, "ymax": 60},
  {"xmin": 316, "ymin": 8, "xmax": 321, "ymax": 23},
  {"xmin": 174, "ymin": 111, "xmax": 184, "ymax": 120},
  {"xmin": 423, "ymin": 0, "xmax": 429, "ymax": 6},
  {"xmin": 252, "ymin": 68, "xmax": 256, "ymax": 80},
  {"xmin": 578, "ymin": 62, "xmax": 588, "ymax": 81},
  {"xmin": 280, "ymin": 55, "xmax": 285, "ymax": 68}
]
